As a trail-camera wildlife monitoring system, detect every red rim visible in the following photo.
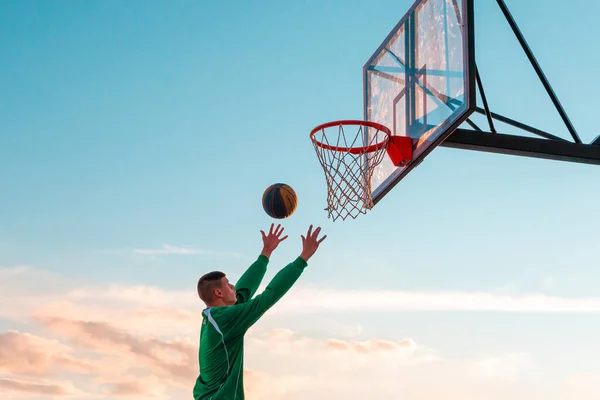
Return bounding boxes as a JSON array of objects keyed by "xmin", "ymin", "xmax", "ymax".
[{"xmin": 310, "ymin": 120, "xmax": 392, "ymax": 155}]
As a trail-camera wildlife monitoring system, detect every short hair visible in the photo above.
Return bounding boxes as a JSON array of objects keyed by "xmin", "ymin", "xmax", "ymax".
[{"xmin": 197, "ymin": 271, "xmax": 226, "ymax": 302}]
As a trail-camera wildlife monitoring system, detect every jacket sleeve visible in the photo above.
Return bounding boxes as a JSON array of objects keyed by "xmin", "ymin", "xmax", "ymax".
[
  {"xmin": 234, "ymin": 255, "xmax": 269, "ymax": 304},
  {"xmin": 221, "ymin": 256, "xmax": 307, "ymax": 338}
]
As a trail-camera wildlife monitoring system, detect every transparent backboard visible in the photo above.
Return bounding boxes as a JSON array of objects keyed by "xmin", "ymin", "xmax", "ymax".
[{"xmin": 364, "ymin": 0, "xmax": 475, "ymax": 203}]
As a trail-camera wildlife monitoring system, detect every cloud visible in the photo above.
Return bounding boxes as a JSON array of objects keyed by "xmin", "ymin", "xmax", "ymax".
[
  {"xmin": 0, "ymin": 321, "xmax": 195, "ymax": 398},
  {"xmin": 132, "ymin": 244, "xmax": 245, "ymax": 258},
  {"xmin": 0, "ymin": 330, "xmax": 78, "ymax": 376},
  {"xmin": 542, "ymin": 277, "xmax": 555, "ymax": 289},
  {"xmin": 0, "ymin": 323, "xmax": 580, "ymax": 400},
  {"xmin": 2, "ymin": 265, "xmax": 600, "ymax": 398},
  {"xmin": 96, "ymin": 375, "xmax": 168, "ymax": 398},
  {"xmin": 325, "ymin": 337, "xmax": 418, "ymax": 353},
  {"xmin": 469, "ymin": 353, "xmax": 535, "ymax": 381},
  {"xmin": 560, "ymin": 372, "xmax": 600, "ymax": 400},
  {"xmin": 271, "ymin": 287, "xmax": 600, "ymax": 314},
  {"xmin": 5, "ymin": 265, "xmax": 600, "ymax": 324},
  {"xmin": 36, "ymin": 316, "xmax": 197, "ymax": 383},
  {"xmin": 0, "ymin": 377, "xmax": 84, "ymax": 397},
  {"xmin": 0, "ymin": 266, "xmax": 202, "ymax": 336},
  {"xmin": 105, "ymin": 380, "xmax": 150, "ymax": 396},
  {"xmin": 243, "ymin": 330, "xmax": 546, "ymax": 400},
  {"xmin": 0, "ymin": 265, "xmax": 32, "ymax": 277},
  {"xmin": 133, "ymin": 244, "xmax": 204, "ymax": 255},
  {"xmin": 243, "ymin": 369, "xmax": 310, "ymax": 400},
  {"xmin": 61, "ymin": 281, "xmax": 600, "ymax": 317}
]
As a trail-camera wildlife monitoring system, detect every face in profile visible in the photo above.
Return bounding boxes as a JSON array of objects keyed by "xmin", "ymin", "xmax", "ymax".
[{"xmin": 216, "ymin": 277, "xmax": 237, "ymax": 305}]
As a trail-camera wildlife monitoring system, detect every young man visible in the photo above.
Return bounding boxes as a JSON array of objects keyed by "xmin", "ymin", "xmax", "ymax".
[{"xmin": 192, "ymin": 223, "xmax": 327, "ymax": 400}]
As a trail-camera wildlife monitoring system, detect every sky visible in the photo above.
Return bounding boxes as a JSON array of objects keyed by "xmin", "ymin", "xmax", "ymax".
[{"xmin": 1, "ymin": 0, "xmax": 600, "ymax": 398}]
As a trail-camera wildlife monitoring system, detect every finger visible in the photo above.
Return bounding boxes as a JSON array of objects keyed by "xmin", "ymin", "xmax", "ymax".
[
  {"xmin": 276, "ymin": 224, "xmax": 283, "ymax": 237},
  {"xmin": 260, "ymin": 230, "xmax": 266, "ymax": 239},
  {"xmin": 306, "ymin": 225, "xmax": 313, "ymax": 238},
  {"xmin": 269, "ymin": 223, "xmax": 275, "ymax": 235},
  {"xmin": 280, "ymin": 234, "xmax": 288, "ymax": 241},
  {"xmin": 312, "ymin": 226, "xmax": 321, "ymax": 239},
  {"xmin": 301, "ymin": 234, "xmax": 306, "ymax": 245},
  {"xmin": 317, "ymin": 234, "xmax": 327, "ymax": 244}
]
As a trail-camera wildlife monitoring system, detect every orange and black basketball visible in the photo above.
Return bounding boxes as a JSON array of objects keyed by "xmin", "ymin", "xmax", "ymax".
[{"xmin": 262, "ymin": 183, "xmax": 298, "ymax": 219}]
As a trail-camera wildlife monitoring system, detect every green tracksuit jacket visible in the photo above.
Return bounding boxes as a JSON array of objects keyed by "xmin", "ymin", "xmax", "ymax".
[{"xmin": 192, "ymin": 254, "xmax": 308, "ymax": 400}]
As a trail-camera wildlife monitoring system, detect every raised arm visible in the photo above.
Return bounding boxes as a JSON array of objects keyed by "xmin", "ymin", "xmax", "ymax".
[
  {"xmin": 234, "ymin": 224, "xmax": 288, "ymax": 304},
  {"xmin": 222, "ymin": 225, "xmax": 327, "ymax": 337}
]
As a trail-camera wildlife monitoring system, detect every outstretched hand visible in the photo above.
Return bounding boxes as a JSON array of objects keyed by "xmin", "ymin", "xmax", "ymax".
[
  {"xmin": 260, "ymin": 223, "xmax": 288, "ymax": 258},
  {"xmin": 300, "ymin": 225, "xmax": 327, "ymax": 262}
]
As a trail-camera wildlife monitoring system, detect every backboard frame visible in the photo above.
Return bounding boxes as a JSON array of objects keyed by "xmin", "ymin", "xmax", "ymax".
[
  {"xmin": 363, "ymin": 0, "xmax": 477, "ymax": 205},
  {"xmin": 439, "ymin": 0, "xmax": 600, "ymax": 165},
  {"xmin": 311, "ymin": 0, "xmax": 600, "ymax": 221}
]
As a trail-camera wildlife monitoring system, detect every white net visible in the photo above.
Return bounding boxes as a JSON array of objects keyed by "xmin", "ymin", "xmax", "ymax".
[{"xmin": 311, "ymin": 122, "xmax": 390, "ymax": 221}]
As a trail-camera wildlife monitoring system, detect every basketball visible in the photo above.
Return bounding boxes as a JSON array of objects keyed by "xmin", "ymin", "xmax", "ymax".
[{"xmin": 262, "ymin": 183, "xmax": 298, "ymax": 219}]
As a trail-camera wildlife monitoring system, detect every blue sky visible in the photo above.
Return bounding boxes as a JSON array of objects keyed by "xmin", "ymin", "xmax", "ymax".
[{"xmin": 1, "ymin": 0, "xmax": 600, "ymax": 398}]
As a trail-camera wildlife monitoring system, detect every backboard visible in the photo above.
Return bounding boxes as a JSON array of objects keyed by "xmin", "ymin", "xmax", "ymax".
[{"xmin": 364, "ymin": 0, "xmax": 476, "ymax": 203}]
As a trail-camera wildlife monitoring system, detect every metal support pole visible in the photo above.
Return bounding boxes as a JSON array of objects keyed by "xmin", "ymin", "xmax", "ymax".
[
  {"xmin": 496, "ymin": 0, "xmax": 581, "ymax": 144},
  {"xmin": 475, "ymin": 67, "xmax": 496, "ymax": 133},
  {"xmin": 444, "ymin": 129, "xmax": 600, "ymax": 164}
]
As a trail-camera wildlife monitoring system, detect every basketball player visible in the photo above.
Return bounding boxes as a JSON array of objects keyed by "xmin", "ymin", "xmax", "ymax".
[{"xmin": 192, "ymin": 223, "xmax": 327, "ymax": 399}]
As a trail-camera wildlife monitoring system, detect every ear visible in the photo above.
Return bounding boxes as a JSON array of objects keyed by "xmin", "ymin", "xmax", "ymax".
[{"xmin": 214, "ymin": 288, "xmax": 223, "ymax": 298}]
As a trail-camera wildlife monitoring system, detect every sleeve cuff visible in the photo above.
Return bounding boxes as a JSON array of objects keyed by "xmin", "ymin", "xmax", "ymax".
[{"xmin": 295, "ymin": 256, "xmax": 308, "ymax": 268}]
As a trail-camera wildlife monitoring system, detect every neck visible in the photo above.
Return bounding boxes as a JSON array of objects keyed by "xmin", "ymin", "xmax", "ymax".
[{"xmin": 205, "ymin": 299, "xmax": 228, "ymax": 308}]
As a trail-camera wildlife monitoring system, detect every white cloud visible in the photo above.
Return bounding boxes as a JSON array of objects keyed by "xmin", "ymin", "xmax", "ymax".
[
  {"xmin": 4, "ymin": 266, "xmax": 600, "ymax": 339},
  {"xmin": 271, "ymin": 287, "xmax": 600, "ymax": 314},
  {"xmin": 0, "ymin": 265, "xmax": 32, "ymax": 277},
  {"xmin": 132, "ymin": 244, "xmax": 246, "ymax": 258},
  {"xmin": 542, "ymin": 277, "xmax": 555, "ymax": 289},
  {"xmin": 493, "ymin": 282, "xmax": 520, "ymax": 295},
  {"xmin": 133, "ymin": 244, "xmax": 204, "ymax": 255}
]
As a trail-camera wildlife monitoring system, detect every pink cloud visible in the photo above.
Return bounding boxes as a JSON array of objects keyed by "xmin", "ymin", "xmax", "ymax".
[
  {"xmin": 100, "ymin": 376, "xmax": 166, "ymax": 398},
  {"xmin": 1, "ymin": 265, "xmax": 599, "ymax": 399},
  {"xmin": 0, "ymin": 330, "xmax": 79, "ymax": 376},
  {"xmin": 326, "ymin": 338, "xmax": 416, "ymax": 353},
  {"xmin": 37, "ymin": 317, "xmax": 198, "ymax": 383},
  {"xmin": 0, "ymin": 377, "xmax": 83, "ymax": 397}
]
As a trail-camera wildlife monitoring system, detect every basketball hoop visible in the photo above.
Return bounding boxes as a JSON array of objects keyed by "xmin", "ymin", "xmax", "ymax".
[{"xmin": 310, "ymin": 120, "xmax": 413, "ymax": 221}]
